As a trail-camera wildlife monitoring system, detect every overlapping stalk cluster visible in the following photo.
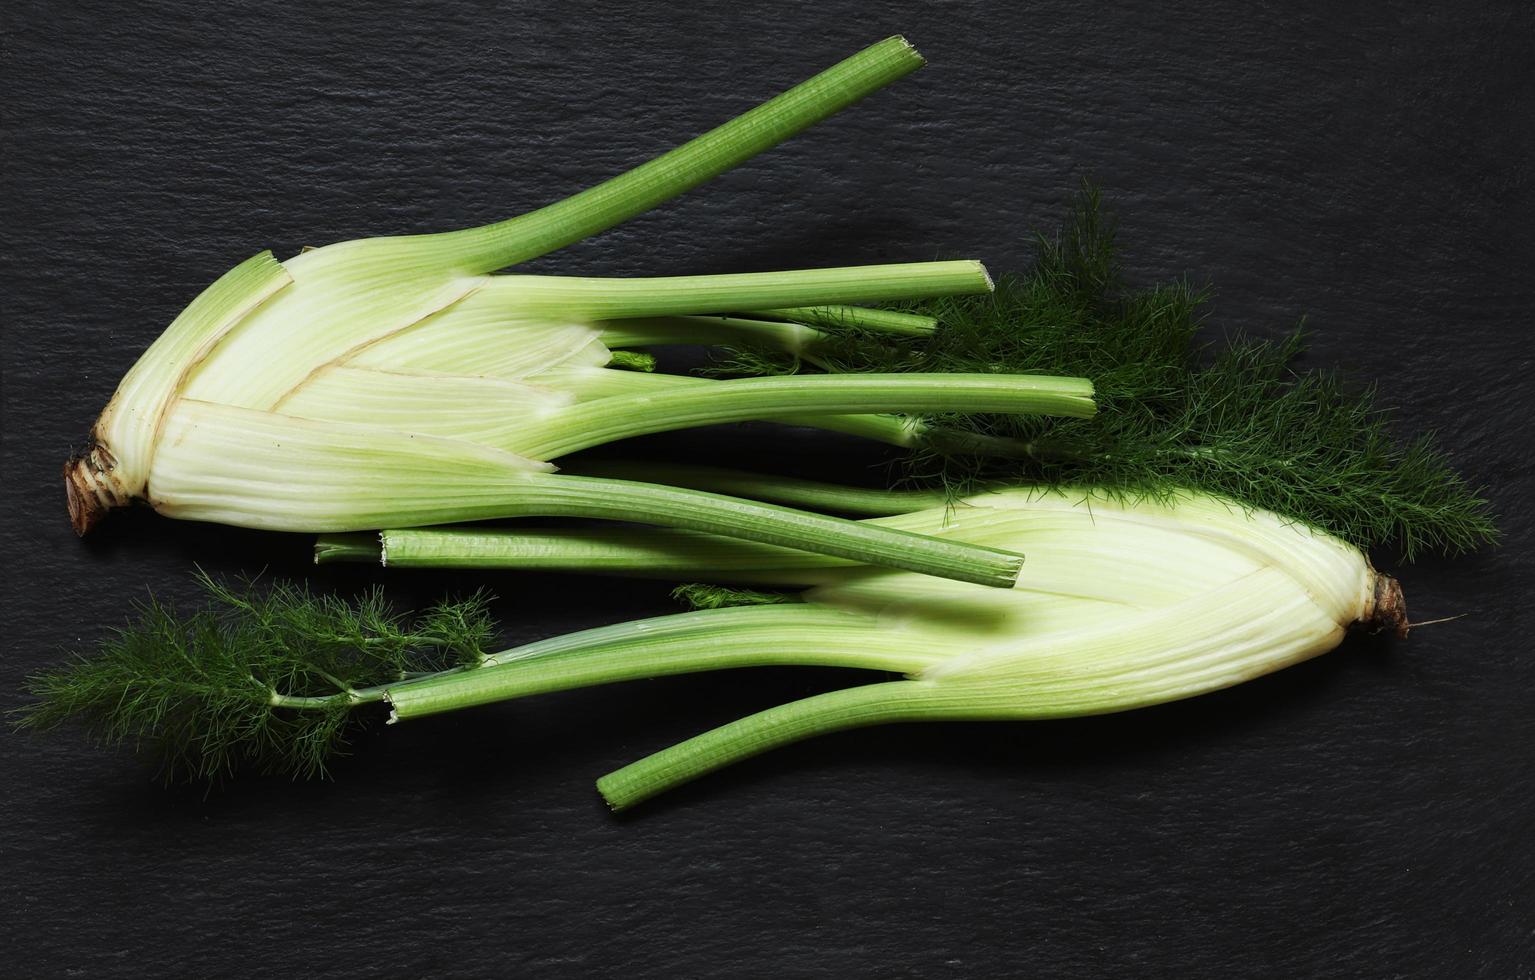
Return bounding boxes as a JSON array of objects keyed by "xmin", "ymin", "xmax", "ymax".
[
  {"xmin": 27, "ymin": 38, "xmax": 1492, "ymax": 809},
  {"xmin": 62, "ymin": 36, "xmax": 1089, "ymax": 588}
]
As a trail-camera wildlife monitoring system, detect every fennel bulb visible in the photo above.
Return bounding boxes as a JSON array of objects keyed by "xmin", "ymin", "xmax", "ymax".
[
  {"xmin": 23, "ymin": 488, "xmax": 1407, "ymax": 807},
  {"xmin": 61, "ymin": 36, "xmax": 1096, "ymax": 587}
]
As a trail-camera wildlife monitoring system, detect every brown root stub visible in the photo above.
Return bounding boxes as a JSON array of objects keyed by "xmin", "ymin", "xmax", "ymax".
[
  {"xmin": 63, "ymin": 443, "xmax": 133, "ymax": 536},
  {"xmin": 1367, "ymin": 573, "xmax": 1409, "ymax": 639}
]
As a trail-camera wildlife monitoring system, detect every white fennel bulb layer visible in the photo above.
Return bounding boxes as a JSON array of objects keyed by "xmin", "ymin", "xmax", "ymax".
[
  {"xmin": 149, "ymin": 399, "xmax": 552, "ymax": 531},
  {"xmin": 816, "ymin": 489, "xmax": 1380, "ymax": 700}
]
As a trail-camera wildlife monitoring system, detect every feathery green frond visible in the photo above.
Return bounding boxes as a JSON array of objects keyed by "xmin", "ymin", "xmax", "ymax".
[
  {"xmin": 705, "ymin": 183, "xmax": 1495, "ymax": 558},
  {"xmin": 15, "ymin": 573, "xmax": 494, "ymax": 781}
]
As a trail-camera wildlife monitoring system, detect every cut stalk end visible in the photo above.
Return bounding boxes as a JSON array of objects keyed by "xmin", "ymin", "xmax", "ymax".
[
  {"xmin": 891, "ymin": 34, "xmax": 925, "ymax": 68},
  {"xmin": 63, "ymin": 444, "xmax": 134, "ymax": 536},
  {"xmin": 974, "ymin": 260, "xmax": 995, "ymax": 293},
  {"xmin": 1367, "ymin": 573, "xmax": 1409, "ymax": 639}
]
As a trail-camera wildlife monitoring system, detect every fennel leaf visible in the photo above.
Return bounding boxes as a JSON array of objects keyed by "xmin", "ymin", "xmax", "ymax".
[
  {"xmin": 708, "ymin": 183, "xmax": 1496, "ymax": 559},
  {"xmin": 17, "ymin": 572, "xmax": 493, "ymax": 781}
]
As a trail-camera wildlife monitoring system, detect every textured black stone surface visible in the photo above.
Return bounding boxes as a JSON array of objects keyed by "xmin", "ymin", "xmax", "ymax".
[{"xmin": 4, "ymin": 2, "xmax": 1532, "ymax": 976}]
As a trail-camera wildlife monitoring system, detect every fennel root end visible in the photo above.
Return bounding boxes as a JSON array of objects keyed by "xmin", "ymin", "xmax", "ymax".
[{"xmin": 64, "ymin": 442, "xmax": 133, "ymax": 536}]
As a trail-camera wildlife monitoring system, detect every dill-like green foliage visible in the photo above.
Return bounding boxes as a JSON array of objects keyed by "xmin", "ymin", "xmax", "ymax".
[
  {"xmin": 712, "ymin": 184, "xmax": 1496, "ymax": 559},
  {"xmin": 16, "ymin": 572, "xmax": 494, "ymax": 781}
]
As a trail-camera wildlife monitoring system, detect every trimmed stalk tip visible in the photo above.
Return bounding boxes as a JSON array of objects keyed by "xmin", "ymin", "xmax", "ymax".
[
  {"xmin": 63, "ymin": 444, "xmax": 132, "ymax": 536},
  {"xmin": 1368, "ymin": 573, "xmax": 1409, "ymax": 639}
]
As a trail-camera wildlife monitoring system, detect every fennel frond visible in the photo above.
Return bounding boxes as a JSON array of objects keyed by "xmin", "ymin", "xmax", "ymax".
[{"xmin": 707, "ymin": 185, "xmax": 1497, "ymax": 559}]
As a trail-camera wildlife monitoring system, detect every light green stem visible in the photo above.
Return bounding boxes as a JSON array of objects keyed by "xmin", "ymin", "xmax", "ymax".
[
  {"xmin": 597, "ymin": 306, "xmax": 935, "ymax": 356},
  {"xmin": 746, "ymin": 306, "xmax": 938, "ymax": 336},
  {"xmin": 465, "ymin": 474, "xmax": 1024, "ymax": 588},
  {"xmin": 430, "ymin": 37, "xmax": 926, "ymax": 274},
  {"xmin": 530, "ymin": 369, "xmax": 1044, "ymax": 454},
  {"xmin": 484, "ymin": 260, "xmax": 991, "ymax": 320},
  {"xmin": 597, "ymin": 315, "xmax": 824, "ymax": 353},
  {"xmin": 596, "ymin": 680, "xmax": 945, "ymax": 810},
  {"xmin": 562, "ymin": 461, "xmax": 951, "ymax": 515},
  {"xmin": 314, "ymin": 465, "xmax": 952, "ymax": 575},
  {"xmin": 515, "ymin": 373, "xmax": 1094, "ymax": 459},
  {"xmin": 774, "ymin": 411, "xmax": 926, "ymax": 446},
  {"xmin": 385, "ymin": 606, "xmax": 922, "ymax": 720},
  {"xmin": 367, "ymin": 526, "xmax": 846, "ymax": 581}
]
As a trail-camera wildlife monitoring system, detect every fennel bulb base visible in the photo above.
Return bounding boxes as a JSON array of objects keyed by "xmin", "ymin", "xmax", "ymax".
[{"xmin": 63, "ymin": 443, "xmax": 135, "ymax": 536}]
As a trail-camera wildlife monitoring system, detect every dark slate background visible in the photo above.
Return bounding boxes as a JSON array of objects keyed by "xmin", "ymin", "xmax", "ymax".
[{"xmin": 4, "ymin": 2, "xmax": 1532, "ymax": 976}]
